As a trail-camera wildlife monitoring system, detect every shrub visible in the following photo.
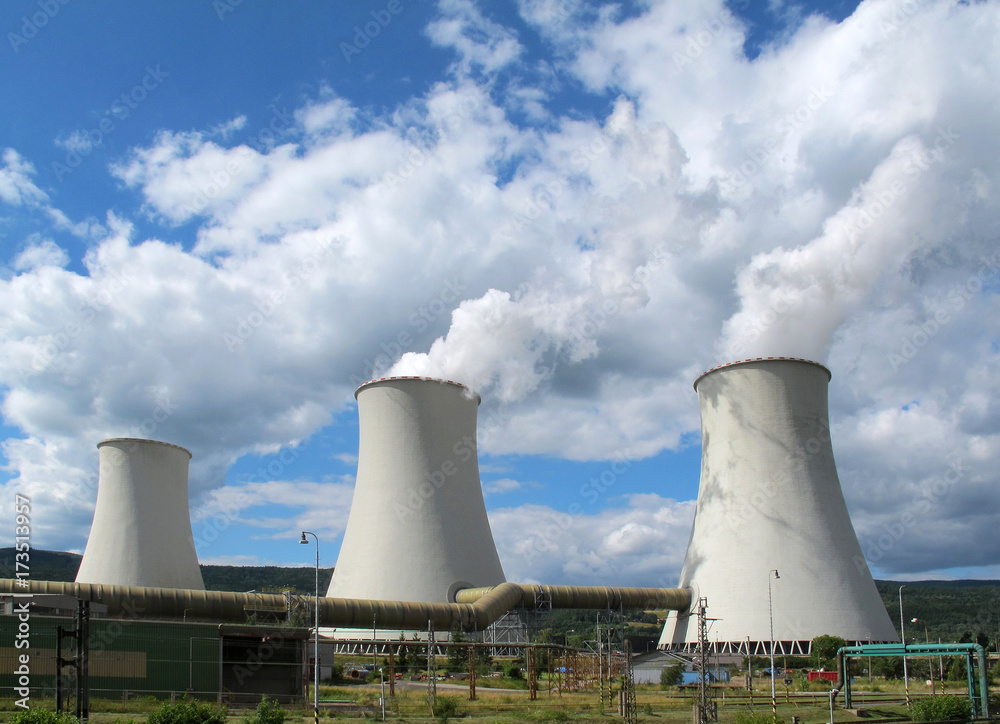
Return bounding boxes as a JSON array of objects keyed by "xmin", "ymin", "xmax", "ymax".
[
  {"xmin": 9, "ymin": 711, "xmax": 78, "ymax": 724},
  {"xmin": 735, "ymin": 711, "xmax": 786, "ymax": 724},
  {"xmin": 244, "ymin": 696, "xmax": 285, "ymax": 724},
  {"xmin": 910, "ymin": 694, "xmax": 972, "ymax": 722},
  {"xmin": 147, "ymin": 699, "xmax": 227, "ymax": 724},
  {"xmin": 660, "ymin": 663, "xmax": 684, "ymax": 689},
  {"xmin": 432, "ymin": 696, "xmax": 459, "ymax": 723}
]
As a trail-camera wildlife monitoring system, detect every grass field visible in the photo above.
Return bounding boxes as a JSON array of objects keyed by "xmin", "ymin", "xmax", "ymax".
[{"xmin": 5, "ymin": 679, "xmax": 987, "ymax": 723}]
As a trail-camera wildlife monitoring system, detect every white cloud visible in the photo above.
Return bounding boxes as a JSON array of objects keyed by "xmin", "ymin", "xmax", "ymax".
[
  {"xmin": 0, "ymin": 0, "xmax": 998, "ymax": 582},
  {"xmin": 0, "ymin": 148, "xmax": 49, "ymax": 207},
  {"xmin": 490, "ymin": 495, "xmax": 696, "ymax": 586},
  {"xmin": 426, "ymin": 0, "xmax": 524, "ymax": 76},
  {"xmin": 483, "ymin": 477, "xmax": 521, "ymax": 495},
  {"xmin": 13, "ymin": 239, "xmax": 69, "ymax": 271}
]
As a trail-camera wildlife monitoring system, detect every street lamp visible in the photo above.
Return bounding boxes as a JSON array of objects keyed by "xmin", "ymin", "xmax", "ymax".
[
  {"xmin": 899, "ymin": 585, "xmax": 910, "ymax": 708},
  {"xmin": 768, "ymin": 569, "xmax": 780, "ymax": 719},
  {"xmin": 300, "ymin": 531, "xmax": 320, "ymax": 724}
]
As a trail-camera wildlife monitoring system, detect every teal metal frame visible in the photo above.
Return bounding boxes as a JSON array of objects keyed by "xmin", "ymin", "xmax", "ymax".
[{"xmin": 835, "ymin": 643, "xmax": 989, "ymax": 718}]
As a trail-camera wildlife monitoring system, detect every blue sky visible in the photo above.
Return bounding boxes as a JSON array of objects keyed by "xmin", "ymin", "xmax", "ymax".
[{"xmin": 2, "ymin": 0, "xmax": 999, "ymax": 585}]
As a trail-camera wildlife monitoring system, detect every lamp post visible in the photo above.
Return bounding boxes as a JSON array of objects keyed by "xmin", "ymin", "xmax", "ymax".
[
  {"xmin": 912, "ymin": 618, "xmax": 935, "ymax": 694},
  {"xmin": 768, "ymin": 569, "xmax": 780, "ymax": 719},
  {"xmin": 301, "ymin": 531, "xmax": 320, "ymax": 724},
  {"xmin": 899, "ymin": 585, "xmax": 910, "ymax": 708}
]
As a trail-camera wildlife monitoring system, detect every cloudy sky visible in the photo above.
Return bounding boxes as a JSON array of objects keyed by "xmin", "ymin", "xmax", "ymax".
[{"xmin": 1, "ymin": 0, "xmax": 998, "ymax": 587}]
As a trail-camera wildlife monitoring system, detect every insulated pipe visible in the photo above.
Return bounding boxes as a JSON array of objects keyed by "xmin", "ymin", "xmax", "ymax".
[
  {"xmin": 0, "ymin": 580, "xmax": 690, "ymax": 631},
  {"xmin": 455, "ymin": 584, "xmax": 692, "ymax": 612}
]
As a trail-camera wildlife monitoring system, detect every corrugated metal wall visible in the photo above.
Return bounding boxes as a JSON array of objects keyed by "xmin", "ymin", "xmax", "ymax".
[{"xmin": 0, "ymin": 615, "xmax": 306, "ymax": 703}]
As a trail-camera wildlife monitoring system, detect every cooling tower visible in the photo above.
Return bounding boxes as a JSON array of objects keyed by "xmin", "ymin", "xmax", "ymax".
[
  {"xmin": 328, "ymin": 377, "xmax": 506, "ymax": 603},
  {"xmin": 76, "ymin": 438, "xmax": 205, "ymax": 590},
  {"xmin": 659, "ymin": 358, "xmax": 897, "ymax": 655}
]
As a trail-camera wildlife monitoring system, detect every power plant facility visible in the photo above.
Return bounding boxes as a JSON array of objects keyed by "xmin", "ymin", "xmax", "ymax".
[
  {"xmin": 659, "ymin": 357, "xmax": 898, "ymax": 654},
  {"xmin": 10, "ymin": 360, "xmax": 975, "ymax": 711},
  {"xmin": 328, "ymin": 376, "xmax": 506, "ymax": 603},
  {"xmin": 75, "ymin": 437, "xmax": 205, "ymax": 590}
]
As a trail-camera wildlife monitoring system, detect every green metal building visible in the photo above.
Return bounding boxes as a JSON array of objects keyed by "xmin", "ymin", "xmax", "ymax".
[{"xmin": 0, "ymin": 612, "xmax": 309, "ymax": 704}]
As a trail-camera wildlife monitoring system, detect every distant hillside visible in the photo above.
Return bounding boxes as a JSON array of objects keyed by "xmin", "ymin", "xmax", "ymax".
[
  {"xmin": 875, "ymin": 579, "xmax": 1000, "ymax": 646},
  {"xmin": 0, "ymin": 548, "xmax": 331, "ymax": 594},
  {"xmin": 0, "ymin": 547, "xmax": 82, "ymax": 582}
]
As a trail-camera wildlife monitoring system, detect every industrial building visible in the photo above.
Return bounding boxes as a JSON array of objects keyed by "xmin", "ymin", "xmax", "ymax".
[
  {"xmin": 328, "ymin": 377, "xmax": 506, "ymax": 603},
  {"xmin": 3, "ymin": 360, "xmax": 915, "ymax": 703},
  {"xmin": 75, "ymin": 438, "xmax": 205, "ymax": 590},
  {"xmin": 659, "ymin": 357, "xmax": 898, "ymax": 654},
  {"xmin": 0, "ymin": 611, "xmax": 309, "ymax": 703}
]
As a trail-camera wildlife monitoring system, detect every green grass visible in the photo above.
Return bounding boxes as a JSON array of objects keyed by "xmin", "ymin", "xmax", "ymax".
[{"xmin": 3, "ymin": 679, "xmax": 992, "ymax": 723}]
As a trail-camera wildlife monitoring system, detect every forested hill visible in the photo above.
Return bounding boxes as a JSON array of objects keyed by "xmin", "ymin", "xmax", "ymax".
[
  {"xmin": 1, "ymin": 549, "xmax": 997, "ymax": 647},
  {"xmin": 0, "ymin": 548, "xmax": 332, "ymax": 593},
  {"xmin": 875, "ymin": 579, "xmax": 1000, "ymax": 646}
]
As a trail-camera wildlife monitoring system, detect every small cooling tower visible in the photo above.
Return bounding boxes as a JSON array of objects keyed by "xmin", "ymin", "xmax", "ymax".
[
  {"xmin": 328, "ymin": 377, "xmax": 506, "ymax": 603},
  {"xmin": 660, "ymin": 358, "xmax": 897, "ymax": 654},
  {"xmin": 76, "ymin": 438, "xmax": 205, "ymax": 590}
]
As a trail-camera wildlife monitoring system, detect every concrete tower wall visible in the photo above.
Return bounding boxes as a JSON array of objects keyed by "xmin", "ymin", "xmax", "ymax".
[
  {"xmin": 76, "ymin": 438, "xmax": 205, "ymax": 590},
  {"xmin": 660, "ymin": 358, "xmax": 897, "ymax": 653},
  {"xmin": 328, "ymin": 377, "xmax": 506, "ymax": 603}
]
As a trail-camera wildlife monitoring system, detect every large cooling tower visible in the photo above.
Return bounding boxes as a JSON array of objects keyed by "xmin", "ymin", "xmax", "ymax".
[
  {"xmin": 660, "ymin": 358, "xmax": 897, "ymax": 655},
  {"xmin": 328, "ymin": 377, "xmax": 506, "ymax": 603},
  {"xmin": 76, "ymin": 438, "xmax": 205, "ymax": 590}
]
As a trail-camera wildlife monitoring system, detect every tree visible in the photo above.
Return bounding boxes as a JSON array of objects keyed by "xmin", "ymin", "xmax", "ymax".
[
  {"xmin": 946, "ymin": 656, "xmax": 967, "ymax": 681},
  {"xmin": 395, "ymin": 635, "xmax": 409, "ymax": 673},
  {"xmin": 448, "ymin": 626, "xmax": 467, "ymax": 670},
  {"xmin": 872, "ymin": 656, "xmax": 903, "ymax": 679},
  {"xmin": 811, "ymin": 635, "xmax": 846, "ymax": 669},
  {"xmin": 410, "ymin": 633, "xmax": 428, "ymax": 673},
  {"xmin": 660, "ymin": 663, "xmax": 684, "ymax": 689}
]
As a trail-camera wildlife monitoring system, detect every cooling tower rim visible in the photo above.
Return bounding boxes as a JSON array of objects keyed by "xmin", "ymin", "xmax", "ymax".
[
  {"xmin": 355, "ymin": 376, "xmax": 481, "ymax": 404},
  {"xmin": 97, "ymin": 437, "xmax": 193, "ymax": 459},
  {"xmin": 693, "ymin": 357, "xmax": 831, "ymax": 390}
]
